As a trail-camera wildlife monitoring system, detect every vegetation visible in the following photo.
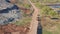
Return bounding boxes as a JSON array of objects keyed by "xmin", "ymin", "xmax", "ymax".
[
  {"xmin": 43, "ymin": 29, "xmax": 52, "ymax": 34},
  {"xmin": 30, "ymin": 0, "xmax": 60, "ymax": 3},
  {"xmin": 14, "ymin": 17, "xmax": 32, "ymax": 26},
  {"xmin": 30, "ymin": 0, "xmax": 60, "ymax": 34},
  {"xmin": 30, "ymin": 0, "xmax": 40, "ymax": 3},
  {"xmin": 40, "ymin": 0, "xmax": 60, "ymax": 3},
  {"xmin": 12, "ymin": 0, "xmax": 33, "ymax": 26},
  {"xmin": 16, "ymin": 0, "xmax": 31, "ymax": 8},
  {"xmin": 13, "ymin": 8, "xmax": 33, "ymax": 26},
  {"xmin": 34, "ymin": 2, "xmax": 58, "ymax": 17},
  {"xmin": 41, "ymin": 17, "xmax": 60, "ymax": 34},
  {"xmin": 23, "ymin": 3, "xmax": 31, "ymax": 8},
  {"xmin": 41, "ymin": 6, "xmax": 58, "ymax": 17},
  {"xmin": 43, "ymin": 23, "xmax": 60, "ymax": 34},
  {"xmin": 35, "ymin": 2, "xmax": 43, "ymax": 9}
]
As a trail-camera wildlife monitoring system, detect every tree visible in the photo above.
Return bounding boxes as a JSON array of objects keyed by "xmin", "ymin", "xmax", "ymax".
[{"xmin": 41, "ymin": 6, "xmax": 58, "ymax": 17}]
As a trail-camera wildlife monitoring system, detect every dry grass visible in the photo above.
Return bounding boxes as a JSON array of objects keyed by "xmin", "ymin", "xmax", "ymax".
[
  {"xmin": 41, "ymin": 17, "xmax": 60, "ymax": 27},
  {"xmin": 41, "ymin": 17, "xmax": 60, "ymax": 34}
]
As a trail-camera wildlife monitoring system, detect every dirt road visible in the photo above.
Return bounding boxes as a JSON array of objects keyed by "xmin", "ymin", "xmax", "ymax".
[{"xmin": 27, "ymin": 0, "xmax": 39, "ymax": 34}]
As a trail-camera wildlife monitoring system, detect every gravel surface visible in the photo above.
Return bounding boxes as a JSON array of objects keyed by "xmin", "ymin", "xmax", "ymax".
[{"xmin": 0, "ymin": 0, "xmax": 22, "ymax": 25}]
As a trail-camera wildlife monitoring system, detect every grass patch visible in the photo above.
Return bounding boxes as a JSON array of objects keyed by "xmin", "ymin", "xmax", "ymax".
[
  {"xmin": 43, "ymin": 29, "xmax": 52, "ymax": 34},
  {"xmin": 35, "ymin": 2, "xmax": 59, "ymax": 18},
  {"xmin": 13, "ymin": 17, "xmax": 32, "ymax": 26},
  {"xmin": 16, "ymin": 0, "xmax": 31, "ymax": 9},
  {"xmin": 43, "ymin": 24, "xmax": 60, "ymax": 34},
  {"xmin": 42, "ymin": 18, "xmax": 60, "ymax": 34}
]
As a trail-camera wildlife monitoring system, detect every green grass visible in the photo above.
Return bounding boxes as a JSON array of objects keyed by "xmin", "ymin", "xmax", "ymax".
[
  {"xmin": 35, "ymin": 2, "xmax": 43, "ymax": 9},
  {"xmin": 13, "ymin": 17, "xmax": 32, "ymax": 26},
  {"xmin": 30, "ymin": 0, "xmax": 39, "ymax": 3},
  {"xmin": 16, "ymin": 0, "xmax": 31, "ymax": 9},
  {"xmin": 23, "ymin": 3, "xmax": 31, "ymax": 8},
  {"xmin": 43, "ymin": 29, "xmax": 52, "ymax": 34},
  {"xmin": 34, "ymin": 2, "xmax": 59, "ymax": 17},
  {"xmin": 43, "ymin": 28, "xmax": 59, "ymax": 34},
  {"xmin": 17, "ymin": 3, "xmax": 31, "ymax": 8}
]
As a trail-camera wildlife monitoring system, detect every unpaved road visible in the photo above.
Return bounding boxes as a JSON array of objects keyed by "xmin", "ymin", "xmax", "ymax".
[{"xmin": 27, "ymin": 0, "xmax": 39, "ymax": 34}]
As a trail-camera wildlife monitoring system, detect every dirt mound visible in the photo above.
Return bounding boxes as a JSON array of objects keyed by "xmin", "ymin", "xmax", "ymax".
[{"xmin": 0, "ymin": 24, "xmax": 30, "ymax": 34}]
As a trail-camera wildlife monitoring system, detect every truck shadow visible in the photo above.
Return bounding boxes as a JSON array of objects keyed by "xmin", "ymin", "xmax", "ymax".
[
  {"xmin": 37, "ymin": 15, "xmax": 42, "ymax": 34},
  {"xmin": 37, "ymin": 21, "xmax": 42, "ymax": 34}
]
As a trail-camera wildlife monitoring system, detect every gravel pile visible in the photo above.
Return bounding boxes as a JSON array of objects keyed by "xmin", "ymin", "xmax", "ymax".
[{"xmin": 0, "ymin": 0, "xmax": 22, "ymax": 25}]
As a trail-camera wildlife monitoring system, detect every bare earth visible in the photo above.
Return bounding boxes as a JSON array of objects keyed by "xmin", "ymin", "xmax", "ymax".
[{"xmin": 27, "ymin": 0, "xmax": 39, "ymax": 34}]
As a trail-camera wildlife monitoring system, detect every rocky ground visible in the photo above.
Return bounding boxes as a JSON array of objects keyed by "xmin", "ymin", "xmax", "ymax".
[
  {"xmin": 0, "ymin": 23, "xmax": 30, "ymax": 34},
  {"xmin": 0, "ymin": 0, "xmax": 22, "ymax": 25}
]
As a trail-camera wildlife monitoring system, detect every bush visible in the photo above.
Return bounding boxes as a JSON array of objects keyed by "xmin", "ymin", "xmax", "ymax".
[{"xmin": 41, "ymin": 6, "xmax": 58, "ymax": 17}]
